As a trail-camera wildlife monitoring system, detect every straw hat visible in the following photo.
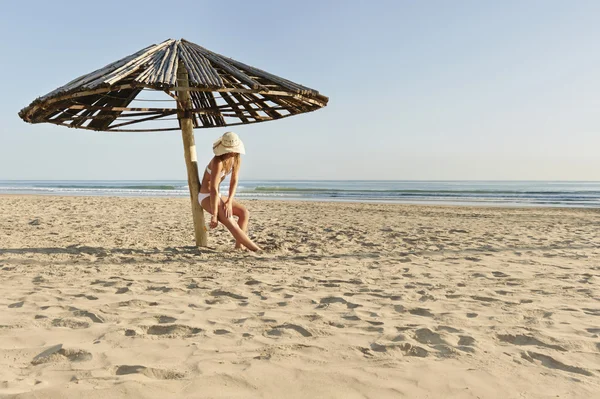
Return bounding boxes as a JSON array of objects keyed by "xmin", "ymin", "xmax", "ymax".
[{"xmin": 212, "ymin": 132, "xmax": 245, "ymax": 156}]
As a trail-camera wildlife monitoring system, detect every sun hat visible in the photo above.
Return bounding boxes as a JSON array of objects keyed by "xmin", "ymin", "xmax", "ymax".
[{"xmin": 212, "ymin": 132, "xmax": 245, "ymax": 156}]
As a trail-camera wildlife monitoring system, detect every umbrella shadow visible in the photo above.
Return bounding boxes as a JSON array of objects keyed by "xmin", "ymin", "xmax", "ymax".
[{"xmin": 0, "ymin": 245, "xmax": 218, "ymax": 258}]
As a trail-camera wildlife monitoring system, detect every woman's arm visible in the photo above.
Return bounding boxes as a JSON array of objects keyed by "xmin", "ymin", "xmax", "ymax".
[
  {"xmin": 227, "ymin": 157, "xmax": 241, "ymax": 201},
  {"xmin": 224, "ymin": 158, "xmax": 240, "ymax": 218},
  {"xmin": 209, "ymin": 159, "xmax": 222, "ymax": 227}
]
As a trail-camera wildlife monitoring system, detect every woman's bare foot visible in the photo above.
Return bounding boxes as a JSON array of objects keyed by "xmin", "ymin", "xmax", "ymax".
[{"xmin": 235, "ymin": 242, "xmax": 261, "ymax": 252}]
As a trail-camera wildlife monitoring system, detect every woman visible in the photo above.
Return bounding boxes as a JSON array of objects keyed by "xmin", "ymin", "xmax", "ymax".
[{"xmin": 198, "ymin": 132, "xmax": 261, "ymax": 252}]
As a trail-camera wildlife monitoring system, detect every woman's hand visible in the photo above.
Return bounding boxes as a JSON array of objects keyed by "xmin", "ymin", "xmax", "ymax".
[
  {"xmin": 210, "ymin": 214, "xmax": 219, "ymax": 229},
  {"xmin": 224, "ymin": 199, "xmax": 233, "ymax": 219}
]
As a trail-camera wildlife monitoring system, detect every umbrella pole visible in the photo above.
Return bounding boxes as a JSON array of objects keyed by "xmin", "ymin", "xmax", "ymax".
[{"xmin": 177, "ymin": 61, "xmax": 208, "ymax": 247}]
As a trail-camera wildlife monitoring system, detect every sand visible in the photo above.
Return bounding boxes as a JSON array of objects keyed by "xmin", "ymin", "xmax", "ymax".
[{"xmin": 0, "ymin": 195, "xmax": 599, "ymax": 398}]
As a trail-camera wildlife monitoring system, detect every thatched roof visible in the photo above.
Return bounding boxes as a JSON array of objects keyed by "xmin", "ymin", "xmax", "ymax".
[{"xmin": 19, "ymin": 39, "xmax": 328, "ymax": 132}]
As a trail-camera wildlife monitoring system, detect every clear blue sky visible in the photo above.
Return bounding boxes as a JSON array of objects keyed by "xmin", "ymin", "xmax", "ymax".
[{"xmin": 1, "ymin": 0, "xmax": 599, "ymax": 180}]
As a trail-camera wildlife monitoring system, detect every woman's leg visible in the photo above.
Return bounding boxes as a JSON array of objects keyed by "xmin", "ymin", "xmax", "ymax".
[
  {"xmin": 220, "ymin": 196, "xmax": 250, "ymax": 249},
  {"xmin": 200, "ymin": 196, "xmax": 260, "ymax": 251}
]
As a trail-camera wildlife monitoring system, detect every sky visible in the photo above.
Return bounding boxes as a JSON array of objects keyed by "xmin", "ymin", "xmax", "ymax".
[{"xmin": 0, "ymin": 0, "xmax": 599, "ymax": 181}]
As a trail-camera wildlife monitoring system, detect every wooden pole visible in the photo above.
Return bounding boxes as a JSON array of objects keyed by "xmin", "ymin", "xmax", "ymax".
[{"xmin": 177, "ymin": 60, "xmax": 207, "ymax": 247}]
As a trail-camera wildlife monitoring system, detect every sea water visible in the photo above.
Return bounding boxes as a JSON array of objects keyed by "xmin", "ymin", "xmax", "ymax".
[{"xmin": 0, "ymin": 180, "xmax": 599, "ymax": 208}]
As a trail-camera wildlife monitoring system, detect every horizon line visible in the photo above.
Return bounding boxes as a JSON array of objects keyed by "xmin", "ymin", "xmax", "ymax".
[{"xmin": 1, "ymin": 179, "xmax": 599, "ymax": 183}]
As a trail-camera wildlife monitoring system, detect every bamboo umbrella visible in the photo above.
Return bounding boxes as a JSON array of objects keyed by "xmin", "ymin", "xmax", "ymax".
[{"xmin": 19, "ymin": 38, "xmax": 328, "ymax": 247}]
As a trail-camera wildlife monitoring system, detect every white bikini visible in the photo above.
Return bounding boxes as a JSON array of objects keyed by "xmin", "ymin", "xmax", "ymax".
[{"xmin": 198, "ymin": 164, "xmax": 225, "ymax": 203}]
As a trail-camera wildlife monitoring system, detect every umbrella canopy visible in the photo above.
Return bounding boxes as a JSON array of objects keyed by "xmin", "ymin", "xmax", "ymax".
[{"xmin": 19, "ymin": 38, "xmax": 328, "ymax": 132}]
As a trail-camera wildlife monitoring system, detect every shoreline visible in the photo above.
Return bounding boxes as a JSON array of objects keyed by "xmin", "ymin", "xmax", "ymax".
[{"xmin": 2, "ymin": 193, "xmax": 599, "ymax": 211}]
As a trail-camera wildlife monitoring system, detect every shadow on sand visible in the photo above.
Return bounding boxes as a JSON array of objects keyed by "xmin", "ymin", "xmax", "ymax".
[{"xmin": 0, "ymin": 245, "xmax": 217, "ymax": 258}]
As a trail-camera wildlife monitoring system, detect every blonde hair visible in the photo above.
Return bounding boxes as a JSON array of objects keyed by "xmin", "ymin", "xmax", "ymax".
[{"xmin": 217, "ymin": 153, "xmax": 240, "ymax": 176}]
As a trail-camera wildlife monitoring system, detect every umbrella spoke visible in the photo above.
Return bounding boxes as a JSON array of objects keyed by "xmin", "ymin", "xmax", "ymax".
[
  {"xmin": 202, "ymin": 91, "xmax": 226, "ymax": 127},
  {"xmin": 239, "ymin": 92, "xmax": 282, "ymax": 119},
  {"xmin": 189, "ymin": 91, "xmax": 212, "ymax": 127},
  {"xmin": 219, "ymin": 91, "xmax": 249, "ymax": 124},
  {"xmin": 87, "ymin": 88, "xmax": 142, "ymax": 130},
  {"xmin": 107, "ymin": 110, "xmax": 178, "ymax": 129}
]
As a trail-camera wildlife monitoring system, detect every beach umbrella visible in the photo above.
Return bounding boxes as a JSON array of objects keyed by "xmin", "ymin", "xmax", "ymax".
[{"xmin": 19, "ymin": 38, "xmax": 328, "ymax": 247}]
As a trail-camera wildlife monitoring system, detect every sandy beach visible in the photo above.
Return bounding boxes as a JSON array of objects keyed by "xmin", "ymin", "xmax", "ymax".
[{"xmin": 0, "ymin": 195, "xmax": 598, "ymax": 398}]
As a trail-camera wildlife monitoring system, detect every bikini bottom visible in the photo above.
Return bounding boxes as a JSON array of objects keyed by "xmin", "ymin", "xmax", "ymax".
[{"xmin": 198, "ymin": 192, "xmax": 220, "ymax": 204}]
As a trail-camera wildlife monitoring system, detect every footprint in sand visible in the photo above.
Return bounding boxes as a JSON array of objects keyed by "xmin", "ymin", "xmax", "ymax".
[
  {"xmin": 267, "ymin": 323, "xmax": 312, "ymax": 338},
  {"xmin": 319, "ymin": 279, "xmax": 363, "ymax": 286},
  {"xmin": 456, "ymin": 336, "xmax": 477, "ymax": 353},
  {"xmin": 392, "ymin": 334, "xmax": 407, "ymax": 342},
  {"xmin": 52, "ymin": 318, "xmax": 90, "ymax": 329},
  {"xmin": 266, "ymin": 329, "xmax": 283, "ymax": 337},
  {"xmin": 398, "ymin": 343, "xmax": 429, "ymax": 357},
  {"xmin": 73, "ymin": 294, "xmax": 99, "ymax": 300},
  {"xmin": 394, "ymin": 305, "xmax": 406, "ymax": 313},
  {"xmin": 71, "ymin": 309, "xmax": 105, "ymax": 323},
  {"xmin": 91, "ymin": 280, "xmax": 119, "ymax": 287},
  {"xmin": 147, "ymin": 286, "xmax": 173, "ymax": 293},
  {"xmin": 118, "ymin": 300, "xmax": 159, "ymax": 308},
  {"xmin": 155, "ymin": 315, "xmax": 177, "ymax": 324},
  {"xmin": 317, "ymin": 296, "xmax": 360, "ymax": 309},
  {"xmin": 32, "ymin": 276, "xmax": 48, "ymax": 284},
  {"xmin": 446, "ymin": 293, "xmax": 462, "ymax": 299},
  {"xmin": 582, "ymin": 308, "xmax": 600, "ymax": 316},
  {"xmin": 437, "ymin": 325, "xmax": 461, "ymax": 333},
  {"xmin": 458, "ymin": 336, "xmax": 475, "ymax": 346},
  {"xmin": 370, "ymin": 343, "xmax": 388, "ymax": 352},
  {"xmin": 414, "ymin": 328, "xmax": 448, "ymax": 346},
  {"xmin": 471, "ymin": 296, "xmax": 498, "ymax": 303},
  {"xmin": 357, "ymin": 347, "xmax": 374, "ymax": 357},
  {"xmin": 364, "ymin": 326, "xmax": 384, "ymax": 333},
  {"xmin": 115, "ymin": 365, "xmax": 185, "ymax": 379},
  {"xmin": 409, "ymin": 308, "xmax": 435, "ymax": 317},
  {"xmin": 145, "ymin": 324, "xmax": 202, "ymax": 338},
  {"xmin": 32, "ymin": 344, "xmax": 92, "ymax": 365},
  {"xmin": 521, "ymin": 351, "xmax": 593, "ymax": 376},
  {"xmin": 497, "ymin": 334, "xmax": 566, "ymax": 351},
  {"xmin": 210, "ymin": 290, "xmax": 248, "ymax": 300}
]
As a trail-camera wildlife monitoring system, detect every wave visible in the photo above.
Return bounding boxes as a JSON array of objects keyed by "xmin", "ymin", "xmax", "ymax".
[
  {"xmin": 1, "ymin": 181, "xmax": 598, "ymax": 208},
  {"xmin": 0, "ymin": 186, "xmax": 188, "ymax": 195},
  {"xmin": 49, "ymin": 185, "xmax": 182, "ymax": 190},
  {"xmin": 249, "ymin": 186, "xmax": 600, "ymax": 195}
]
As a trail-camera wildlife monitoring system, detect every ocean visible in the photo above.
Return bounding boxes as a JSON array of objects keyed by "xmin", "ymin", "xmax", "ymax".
[{"xmin": 0, "ymin": 180, "xmax": 599, "ymax": 208}]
